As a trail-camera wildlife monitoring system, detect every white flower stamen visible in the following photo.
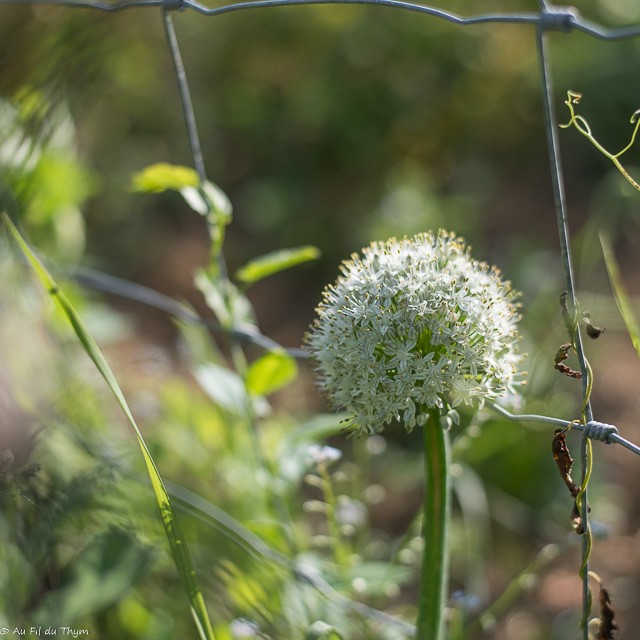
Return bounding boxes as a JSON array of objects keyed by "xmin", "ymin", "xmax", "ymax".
[{"xmin": 306, "ymin": 230, "xmax": 522, "ymax": 434}]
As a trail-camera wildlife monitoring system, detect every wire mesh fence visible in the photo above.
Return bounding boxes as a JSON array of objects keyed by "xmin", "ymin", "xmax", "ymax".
[{"xmin": 2, "ymin": 0, "xmax": 640, "ymax": 638}]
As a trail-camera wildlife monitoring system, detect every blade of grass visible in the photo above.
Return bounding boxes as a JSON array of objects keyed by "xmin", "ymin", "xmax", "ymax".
[
  {"xmin": 600, "ymin": 232, "xmax": 640, "ymax": 356},
  {"xmin": 3, "ymin": 213, "xmax": 216, "ymax": 640}
]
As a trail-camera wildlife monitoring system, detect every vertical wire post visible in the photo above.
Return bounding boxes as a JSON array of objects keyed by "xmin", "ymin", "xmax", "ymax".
[
  {"xmin": 536, "ymin": 3, "xmax": 594, "ymax": 637},
  {"xmin": 162, "ymin": 6, "xmax": 207, "ymax": 183},
  {"xmin": 161, "ymin": 5, "xmax": 231, "ymax": 280}
]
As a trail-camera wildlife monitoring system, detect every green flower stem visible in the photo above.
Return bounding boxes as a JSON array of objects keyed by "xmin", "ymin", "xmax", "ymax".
[
  {"xmin": 416, "ymin": 412, "xmax": 451, "ymax": 640},
  {"xmin": 317, "ymin": 462, "xmax": 349, "ymax": 568}
]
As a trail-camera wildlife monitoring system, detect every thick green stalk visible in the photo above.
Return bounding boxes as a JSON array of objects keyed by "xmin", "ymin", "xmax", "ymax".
[{"xmin": 416, "ymin": 413, "xmax": 451, "ymax": 640}]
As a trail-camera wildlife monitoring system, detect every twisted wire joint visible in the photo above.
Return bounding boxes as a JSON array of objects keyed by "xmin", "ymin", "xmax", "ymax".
[
  {"xmin": 540, "ymin": 6, "xmax": 580, "ymax": 33},
  {"xmin": 583, "ymin": 421, "xmax": 618, "ymax": 444}
]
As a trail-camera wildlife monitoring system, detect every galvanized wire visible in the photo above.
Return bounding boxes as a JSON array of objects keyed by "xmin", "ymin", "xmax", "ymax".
[
  {"xmin": 535, "ymin": 2, "xmax": 594, "ymax": 634},
  {"xmin": 0, "ymin": 0, "xmax": 640, "ymax": 40},
  {"xmin": 70, "ymin": 263, "xmax": 640, "ymax": 458},
  {"xmin": 68, "ymin": 265, "xmax": 310, "ymax": 357},
  {"xmin": 491, "ymin": 404, "xmax": 640, "ymax": 457},
  {"xmin": 162, "ymin": 9, "xmax": 207, "ymax": 184},
  {"xmin": 5, "ymin": 0, "xmax": 640, "ymax": 41}
]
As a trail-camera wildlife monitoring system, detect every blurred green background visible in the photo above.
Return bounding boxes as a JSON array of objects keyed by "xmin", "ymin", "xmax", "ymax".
[{"xmin": 2, "ymin": 0, "xmax": 640, "ymax": 638}]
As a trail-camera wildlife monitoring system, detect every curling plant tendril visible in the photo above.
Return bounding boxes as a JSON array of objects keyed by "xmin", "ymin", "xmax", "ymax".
[
  {"xmin": 306, "ymin": 230, "xmax": 523, "ymax": 640},
  {"xmin": 561, "ymin": 90, "xmax": 640, "ymax": 192}
]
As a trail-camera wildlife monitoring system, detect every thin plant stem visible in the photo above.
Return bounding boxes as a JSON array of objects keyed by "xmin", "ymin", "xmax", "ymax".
[
  {"xmin": 231, "ymin": 341, "xmax": 299, "ymax": 553},
  {"xmin": 560, "ymin": 92, "xmax": 640, "ymax": 191},
  {"xmin": 317, "ymin": 462, "xmax": 349, "ymax": 567},
  {"xmin": 3, "ymin": 214, "xmax": 216, "ymax": 640},
  {"xmin": 163, "ymin": 6, "xmax": 297, "ymax": 555},
  {"xmin": 416, "ymin": 412, "xmax": 451, "ymax": 640}
]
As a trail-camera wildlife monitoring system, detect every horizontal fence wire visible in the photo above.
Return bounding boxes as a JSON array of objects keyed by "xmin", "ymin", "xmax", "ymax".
[
  {"xmin": 69, "ymin": 265, "xmax": 310, "ymax": 358},
  {"xmin": 3, "ymin": 0, "xmax": 640, "ymax": 40},
  {"xmin": 69, "ymin": 261, "xmax": 640, "ymax": 459},
  {"xmin": 491, "ymin": 404, "xmax": 640, "ymax": 456}
]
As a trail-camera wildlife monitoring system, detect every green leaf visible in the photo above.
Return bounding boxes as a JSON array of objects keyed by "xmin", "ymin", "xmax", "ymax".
[
  {"xmin": 245, "ymin": 350, "xmax": 298, "ymax": 396},
  {"xmin": 600, "ymin": 233, "xmax": 640, "ymax": 356},
  {"xmin": 130, "ymin": 164, "xmax": 233, "ymax": 227},
  {"xmin": 130, "ymin": 163, "xmax": 199, "ymax": 193},
  {"xmin": 3, "ymin": 213, "xmax": 216, "ymax": 640},
  {"xmin": 235, "ymin": 245, "xmax": 320, "ymax": 285},
  {"xmin": 194, "ymin": 362, "xmax": 249, "ymax": 415},
  {"xmin": 194, "ymin": 268, "xmax": 256, "ymax": 330},
  {"xmin": 182, "ymin": 181, "xmax": 233, "ymax": 221}
]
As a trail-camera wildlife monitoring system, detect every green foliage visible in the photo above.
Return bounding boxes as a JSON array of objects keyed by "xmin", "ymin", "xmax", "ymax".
[
  {"xmin": 236, "ymin": 246, "xmax": 321, "ymax": 286},
  {"xmin": 600, "ymin": 233, "xmax": 640, "ymax": 356},
  {"xmin": 0, "ymin": 93, "xmax": 96, "ymax": 260},
  {"xmin": 131, "ymin": 163, "xmax": 201, "ymax": 193},
  {"xmin": 561, "ymin": 90, "xmax": 640, "ymax": 192},
  {"xmin": 4, "ymin": 215, "xmax": 217, "ymax": 640},
  {"xmin": 32, "ymin": 528, "xmax": 155, "ymax": 626},
  {"xmin": 245, "ymin": 351, "xmax": 298, "ymax": 397}
]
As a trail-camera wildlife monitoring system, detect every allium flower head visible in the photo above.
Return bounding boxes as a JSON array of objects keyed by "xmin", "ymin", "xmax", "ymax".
[{"xmin": 306, "ymin": 230, "xmax": 522, "ymax": 434}]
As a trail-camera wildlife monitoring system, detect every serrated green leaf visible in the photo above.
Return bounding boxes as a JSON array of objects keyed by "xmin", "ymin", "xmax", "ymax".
[
  {"xmin": 601, "ymin": 233, "xmax": 640, "ymax": 356},
  {"xmin": 130, "ymin": 162, "xmax": 199, "ymax": 193},
  {"xmin": 2, "ymin": 213, "xmax": 216, "ymax": 640},
  {"xmin": 236, "ymin": 245, "xmax": 320, "ymax": 285},
  {"xmin": 246, "ymin": 350, "xmax": 298, "ymax": 396}
]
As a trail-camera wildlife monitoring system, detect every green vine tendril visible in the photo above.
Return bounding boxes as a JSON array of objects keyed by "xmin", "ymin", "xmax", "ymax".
[
  {"xmin": 563, "ymin": 295, "xmax": 596, "ymax": 630},
  {"xmin": 577, "ymin": 354, "xmax": 594, "ymax": 629},
  {"xmin": 560, "ymin": 90, "xmax": 640, "ymax": 192},
  {"xmin": 575, "ymin": 434, "xmax": 593, "ymax": 629}
]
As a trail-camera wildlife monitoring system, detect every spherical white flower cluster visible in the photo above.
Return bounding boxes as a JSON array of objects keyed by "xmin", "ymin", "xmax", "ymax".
[{"xmin": 306, "ymin": 230, "xmax": 522, "ymax": 434}]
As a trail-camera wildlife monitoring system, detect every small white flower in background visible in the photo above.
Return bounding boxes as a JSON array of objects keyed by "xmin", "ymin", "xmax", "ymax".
[
  {"xmin": 305, "ymin": 444, "xmax": 343, "ymax": 467},
  {"xmin": 335, "ymin": 496, "xmax": 368, "ymax": 528},
  {"xmin": 229, "ymin": 618, "xmax": 260, "ymax": 639},
  {"xmin": 306, "ymin": 230, "xmax": 522, "ymax": 435}
]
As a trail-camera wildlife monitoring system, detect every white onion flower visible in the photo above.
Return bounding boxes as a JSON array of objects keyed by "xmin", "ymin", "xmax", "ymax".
[{"xmin": 306, "ymin": 230, "xmax": 522, "ymax": 434}]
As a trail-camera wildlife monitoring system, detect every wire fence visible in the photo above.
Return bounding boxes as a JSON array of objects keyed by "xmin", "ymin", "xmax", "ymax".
[{"xmin": 4, "ymin": 0, "xmax": 640, "ymax": 637}]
